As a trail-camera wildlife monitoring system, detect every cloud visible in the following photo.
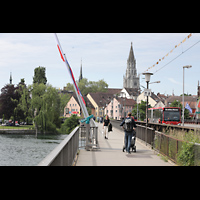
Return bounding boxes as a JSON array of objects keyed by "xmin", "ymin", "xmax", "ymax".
[{"xmin": 168, "ymin": 78, "xmax": 182, "ymax": 86}]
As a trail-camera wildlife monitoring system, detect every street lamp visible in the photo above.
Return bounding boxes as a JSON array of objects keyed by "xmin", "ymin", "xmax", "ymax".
[
  {"xmin": 142, "ymin": 72, "xmax": 153, "ymax": 127},
  {"xmin": 182, "ymin": 65, "xmax": 192, "ymax": 126}
]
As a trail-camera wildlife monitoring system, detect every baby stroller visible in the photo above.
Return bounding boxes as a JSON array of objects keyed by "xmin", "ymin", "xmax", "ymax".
[{"xmin": 123, "ymin": 130, "xmax": 136, "ymax": 153}]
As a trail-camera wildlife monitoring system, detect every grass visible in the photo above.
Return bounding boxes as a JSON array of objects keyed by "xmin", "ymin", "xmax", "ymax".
[{"xmin": 0, "ymin": 125, "xmax": 34, "ymax": 130}]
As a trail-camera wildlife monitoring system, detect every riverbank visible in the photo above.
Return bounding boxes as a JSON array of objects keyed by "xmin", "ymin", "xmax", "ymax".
[{"xmin": 0, "ymin": 129, "xmax": 59, "ymax": 135}]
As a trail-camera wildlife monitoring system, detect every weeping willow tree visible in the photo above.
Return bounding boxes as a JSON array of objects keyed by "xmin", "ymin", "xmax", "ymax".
[{"xmin": 31, "ymin": 83, "xmax": 61, "ymax": 134}]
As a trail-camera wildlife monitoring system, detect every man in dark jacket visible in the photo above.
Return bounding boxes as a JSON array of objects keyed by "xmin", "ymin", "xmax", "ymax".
[{"xmin": 120, "ymin": 112, "xmax": 137, "ymax": 154}]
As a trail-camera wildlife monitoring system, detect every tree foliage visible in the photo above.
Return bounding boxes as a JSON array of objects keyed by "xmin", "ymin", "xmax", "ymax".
[
  {"xmin": 31, "ymin": 83, "xmax": 61, "ymax": 133},
  {"xmin": 65, "ymin": 78, "xmax": 108, "ymax": 95},
  {"xmin": 132, "ymin": 100, "xmax": 147, "ymax": 121},
  {"xmin": 59, "ymin": 115, "xmax": 80, "ymax": 134},
  {"xmin": 170, "ymin": 100, "xmax": 190, "ymax": 119},
  {"xmin": 0, "ymin": 84, "xmax": 20, "ymax": 119},
  {"xmin": 33, "ymin": 66, "xmax": 47, "ymax": 85}
]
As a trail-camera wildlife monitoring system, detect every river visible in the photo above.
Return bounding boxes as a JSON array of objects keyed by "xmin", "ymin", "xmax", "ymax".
[{"xmin": 0, "ymin": 134, "xmax": 67, "ymax": 166}]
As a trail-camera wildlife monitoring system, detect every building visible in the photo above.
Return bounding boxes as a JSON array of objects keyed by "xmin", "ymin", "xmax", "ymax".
[
  {"xmin": 137, "ymin": 91, "xmax": 165, "ymax": 108},
  {"xmin": 87, "ymin": 92, "xmax": 113, "ymax": 118},
  {"xmin": 64, "ymin": 93, "xmax": 95, "ymax": 118},
  {"xmin": 105, "ymin": 97, "xmax": 136, "ymax": 120},
  {"xmin": 123, "ymin": 42, "xmax": 139, "ymax": 89},
  {"xmin": 120, "ymin": 87, "xmax": 139, "ymax": 100},
  {"xmin": 64, "ymin": 95, "xmax": 81, "ymax": 117}
]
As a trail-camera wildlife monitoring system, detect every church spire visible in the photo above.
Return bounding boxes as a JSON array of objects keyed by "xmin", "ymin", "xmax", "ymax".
[
  {"xmin": 79, "ymin": 59, "xmax": 83, "ymax": 82},
  {"xmin": 128, "ymin": 42, "xmax": 135, "ymax": 62},
  {"xmin": 123, "ymin": 43, "xmax": 139, "ymax": 89},
  {"xmin": 9, "ymin": 72, "xmax": 12, "ymax": 85}
]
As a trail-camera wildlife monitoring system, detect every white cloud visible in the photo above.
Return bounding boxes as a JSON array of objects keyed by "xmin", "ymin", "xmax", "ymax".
[
  {"xmin": 168, "ymin": 78, "xmax": 182, "ymax": 86},
  {"xmin": 0, "ymin": 33, "xmax": 199, "ymax": 95}
]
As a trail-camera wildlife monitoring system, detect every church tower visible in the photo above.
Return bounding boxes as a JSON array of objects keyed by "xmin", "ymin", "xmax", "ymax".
[
  {"xmin": 79, "ymin": 59, "xmax": 83, "ymax": 82},
  {"xmin": 123, "ymin": 43, "xmax": 139, "ymax": 89},
  {"xmin": 9, "ymin": 72, "xmax": 12, "ymax": 85}
]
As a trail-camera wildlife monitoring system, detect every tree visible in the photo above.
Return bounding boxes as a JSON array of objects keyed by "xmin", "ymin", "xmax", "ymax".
[
  {"xmin": 0, "ymin": 84, "xmax": 20, "ymax": 119},
  {"xmin": 59, "ymin": 115, "xmax": 80, "ymax": 134},
  {"xmin": 132, "ymin": 101, "xmax": 147, "ymax": 121},
  {"xmin": 64, "ymin": 78, "xmax": 108, "ymax": 95},
  {"xmin": 31, "ymin": 83, "xmax": 61, "ymax": 133},
  {"xmin": 16, "ymin": 80, "xmax": 32, "ymax": 124},
  {"xmin": 59, "ymin": 93, "xmax": 71, "ymax": 116},
  {"xmin": 33, "ymin": 66, "xmax": 47, "ymax": 85}
]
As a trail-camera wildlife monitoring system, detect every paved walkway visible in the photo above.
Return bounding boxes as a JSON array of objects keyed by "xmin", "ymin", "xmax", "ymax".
[{"xmin": 76, "ymin": 123, "xmax": 173, "ymax": 166}]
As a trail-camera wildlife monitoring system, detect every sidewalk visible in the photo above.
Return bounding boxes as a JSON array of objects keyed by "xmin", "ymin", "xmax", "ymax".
[{"xmin": 76, "ymin": 123, "xmax": 173, "ymax": 166}]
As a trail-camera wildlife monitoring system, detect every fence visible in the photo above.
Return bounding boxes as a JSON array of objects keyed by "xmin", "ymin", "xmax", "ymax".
[
  {"xmin": 136, "ymin": 124, "xmax": 200, "ymax": 165},
  {"xmin": 38, "ymin": 124, "xmax": 98, "ymax": 166},
  {"xmin": 136, "ymin": 124, "xmax": 155, "ymax": 146},
  {"xmin": 154, "ymin": 131, "xmax": 184, "ymax": 163},
  {"xmin": 38, "ymin": 126, "xmax": 80, "ymax": 166}
]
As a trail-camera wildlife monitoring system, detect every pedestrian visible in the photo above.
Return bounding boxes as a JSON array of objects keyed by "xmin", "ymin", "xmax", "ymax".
[
  {"xmin": 103, "ymin": 115, "xmax": 110, "ymax": 139},
  {"xmin": 120, "ymin": 112, "xmax": 137, "ymax": 154}
]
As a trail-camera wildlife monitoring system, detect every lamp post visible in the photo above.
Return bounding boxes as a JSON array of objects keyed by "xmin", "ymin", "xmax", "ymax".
[
  {"xmin": 142, "ymin": 72, "xmax": 153, "ymax": 127},
  {"xmin": 182, "ymin": 65, "xmax": 192, "ymax": 126}
]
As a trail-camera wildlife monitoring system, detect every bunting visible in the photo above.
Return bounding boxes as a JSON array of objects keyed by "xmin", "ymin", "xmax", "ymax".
[{"xmin": 144, "ymin": 33, "xmax": 193, "ymax": 73}]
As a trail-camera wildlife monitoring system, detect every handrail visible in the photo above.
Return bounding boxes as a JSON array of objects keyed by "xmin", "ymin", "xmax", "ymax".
[{"xmin": 38, "ymin": 126, "xmax": 79, "ymax": 166}]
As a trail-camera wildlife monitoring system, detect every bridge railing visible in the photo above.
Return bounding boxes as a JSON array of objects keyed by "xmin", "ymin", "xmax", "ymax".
[
  {"xmin": 136, "ymin": 124, "xmax": 155, "ymax": 146},
  {"xmin": 38, "ymin": 123, "xmax": 98, "ymax": 166},
  {"xmin": 112, "ymin": 120, "xmax": 200, "ymax": 165},
  {"xmin": 38, "ymin": 126, "xmax": 80, "ymax": 166}
]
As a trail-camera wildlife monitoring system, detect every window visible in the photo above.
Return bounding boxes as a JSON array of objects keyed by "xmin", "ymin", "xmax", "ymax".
[{"xmin": 65, "ymin": 108, "xmax": 69, "ymax": 114}]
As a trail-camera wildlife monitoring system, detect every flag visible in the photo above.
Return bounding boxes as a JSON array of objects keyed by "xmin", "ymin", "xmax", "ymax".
[
  {"xmin": 54, "ymin": 33, "xmax": 87, "ymax": 113},
  {"xmin": 182, "ymin": 38, "xmax": 186, "ymax": 43},
  {"xmin": 185, "ymin": 102, "xmax": 192, "ymax": 113},
  {"xmin": 198, "ymin": 100, "xmax": 200, "ymax": 108}
]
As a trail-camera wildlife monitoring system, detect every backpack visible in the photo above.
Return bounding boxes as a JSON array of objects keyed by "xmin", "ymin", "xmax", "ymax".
[{"xmin": 124, "ymin": 118, "xmax": 133, "ymax": 132}]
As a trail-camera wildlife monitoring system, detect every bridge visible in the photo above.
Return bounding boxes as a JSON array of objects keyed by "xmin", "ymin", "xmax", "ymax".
[
  {"xmin": 38, "ymin": 119, "xmax": 200, "ymax": 166},
  {"xmin": 76, "ymin": 122, "xmax": 173, "ymax": 166}
]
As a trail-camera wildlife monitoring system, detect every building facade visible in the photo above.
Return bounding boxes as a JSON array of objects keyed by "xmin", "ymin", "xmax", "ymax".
[
  {"xmin": 123, "ymin": 43, "xmax": 139, "ymax": 89},
  {"xmin": 105, "ymin": 97, "xmax": 136, "ymax": 120},
  {"xmin": 64, "ymin": 96, "xmax": 81, "ymax": 117}
]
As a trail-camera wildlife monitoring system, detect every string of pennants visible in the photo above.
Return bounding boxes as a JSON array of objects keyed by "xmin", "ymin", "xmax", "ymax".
[{"xmin": 144, "ymin": 33, "xmax": 193, "ymax": 73}]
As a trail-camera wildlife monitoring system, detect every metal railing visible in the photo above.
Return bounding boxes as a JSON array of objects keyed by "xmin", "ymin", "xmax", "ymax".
[
  {"xmin": 136, "ymin": 124, "xmax": 200, "ymax": 165},
  {"xmin": 38, "ymin": 126, "xmax": 80, "ymax": 166},
  {"xmin": 38, "ymin": 124, "xmax": 99, "ymax": 166},
  {"xmin": 154, "ymin": 131, "xmax": 184, "ymax": 163},
  {"xmin": 136, "ymin": 124, "xmax": 155, "ymax": 146},
  {"xmin": 79, "ymin": 124, "xmax": 98, "ymax": 151}
]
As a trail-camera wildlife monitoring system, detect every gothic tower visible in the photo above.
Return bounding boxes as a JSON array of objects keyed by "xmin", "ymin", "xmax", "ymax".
[
  {"xmin": 9, "ymin": 72, "xmax": 12, "ymax": 85},
  {"xmin": 123, "ymin": 43, "xmax": 139, "ymax": 89},
  {"xmin": 79, "ymin": 59, "xmax": 83, "ymax": 82}
]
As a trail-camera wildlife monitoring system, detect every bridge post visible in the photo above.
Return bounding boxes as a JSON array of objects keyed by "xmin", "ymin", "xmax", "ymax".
[{"xmin": 85, "ymin": 123, "xmax": 90, "ymax": 151}]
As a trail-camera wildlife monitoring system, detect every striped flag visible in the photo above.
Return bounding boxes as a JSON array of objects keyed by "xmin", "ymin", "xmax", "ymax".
[{"xmin": 54, "ymin": 33, "xmax": 87, "ymax": 115}]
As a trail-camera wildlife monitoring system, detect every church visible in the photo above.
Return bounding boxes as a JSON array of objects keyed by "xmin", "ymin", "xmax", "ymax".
[{"xmin": 123, "ymin": 43, "xmax": 139, "ymax": 89}]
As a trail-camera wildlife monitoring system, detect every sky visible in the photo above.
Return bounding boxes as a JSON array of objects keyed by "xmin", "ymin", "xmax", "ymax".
[{"xmin": 0, "ymin": 33, "xmax": 200, "ymax": 96}]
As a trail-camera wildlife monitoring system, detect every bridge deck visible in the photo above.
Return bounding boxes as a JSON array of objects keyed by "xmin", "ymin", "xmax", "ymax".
[{"xmin": 76, "ymin": 123, "xmax": 173, "ymax": 166}]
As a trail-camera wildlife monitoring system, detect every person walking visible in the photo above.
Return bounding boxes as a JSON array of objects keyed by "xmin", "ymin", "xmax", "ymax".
[
  {"xmin": 103, "ymin": 115, "xmax": 110, "ymax": 139},
  {"xmin": 120, "ymin": 112, "xmax": 137, "ymax": 154}
]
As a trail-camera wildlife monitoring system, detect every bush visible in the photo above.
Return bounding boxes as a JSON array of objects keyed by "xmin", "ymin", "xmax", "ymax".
[
  {"xmin": 177, "ymin": 132, "xmax": 198, "ymax": 166},
  {"xmin": 59, "ymin": 115, "xmax": 80, "ymax": 134}
]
